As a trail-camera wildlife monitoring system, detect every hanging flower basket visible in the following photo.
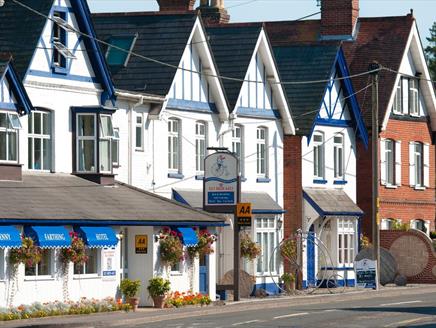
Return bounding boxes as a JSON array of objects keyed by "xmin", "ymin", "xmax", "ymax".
[
  {"xmin": 240, "ymin": 233, "xmax": 261, "ymax": 261},
  {"xmin": 59, "ymin": 232, "xmax": 89, "ymax": 267},
  {"xmin": 9, "ymin": 236, "xmax": 42, "ymax": 268},
  {"xmin": 158, "ymin": 227, "xmax": 184, "ymax": 267},
  {"xmin": 187, "ymin": 228, "xmax": 217, "ymax": 260}
]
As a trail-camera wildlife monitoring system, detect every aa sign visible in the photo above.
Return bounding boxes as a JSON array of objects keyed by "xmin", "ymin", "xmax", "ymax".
[{"xmin": 237, "ymin": 203, "xmax": 252, "ymax": 217}]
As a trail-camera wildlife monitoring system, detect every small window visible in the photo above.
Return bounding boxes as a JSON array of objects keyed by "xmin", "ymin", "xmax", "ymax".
[
  {"xmin": 28, "ymin": 111, "xmax": 51, "ymax": 171},
  {"xmin": 52, "ymin": 11, "xmax": 68, "ymax": 71},
  {"xmin": 392, "ymin": 79, "xmax": 402, "ymax": 114},
  {"xmin": 256, "ymin": 217, "xmax": 278, "ymax": 274},
  {"xmin": 256, "ymin": 127, "xmax": 267, "ymax": 176},
  {"xmin": 135, "ymin": 114, "xmax": 143, "ymax": 151},
  {"xmin": 232, "ymin": 125, "xmax": 244, "ymax": 176},
  {"xmin": 25, "ymin": 249, "xmax": 52, "ymax": 276},
  {"xmin": 74, "ymin": 248, "xmax": 99, "ymax": 275},
  {"xmin": 195, "ymin": 121, "xmax": 207, "ymax": 173},
  {"xmin": 385, "ymin": 139, "xmax": 395, "ymax": 185},
  {"xmin": 413, "ymin": 219, "xmax": 427, "ymax": 234},
  {"xmin": 414, "ymin": 142, "xmax": 424, "ymax": 187},
  {"xmin": 171, "ymin": 261, "xmax": 182, "ymax": 273},
  {"xmin": 0, "ymin": 112, "xmax": 20, "ymax": 163},
  {"xmin": 168, "ymin": 118, "xmax": 181, "ymax": 172},
  {"xmin": 409, "ymin": 78, "xmax": 419, "ymax": 116},
  {"xmin": 112, "ymin": 128, "xmax": 120, "ymax": 167},
  {"xmin": 313, "ymin": 132, "xmax": 324, "ymax": 179},
  {"xmin": 333, "ymin": 134, "xmax": 344, "ymax": 179},
  {"xmin": 106, "ymin": 35, "xmax": 137, "ymax": 67}
]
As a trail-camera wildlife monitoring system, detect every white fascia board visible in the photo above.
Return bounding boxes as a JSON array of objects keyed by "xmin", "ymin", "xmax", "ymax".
[{"xmin": 116, "ymin": 89, "xmax": 165, "ymax": 103}]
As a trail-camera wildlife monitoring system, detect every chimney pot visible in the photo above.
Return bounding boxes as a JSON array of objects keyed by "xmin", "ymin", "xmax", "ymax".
[
  {"xmin": 157, "ymin": 0, "xmax": 196, "ymax": 12},
  {"xmin": 321, "ymin": 0, "xmax": 359, "ymax": 39}
]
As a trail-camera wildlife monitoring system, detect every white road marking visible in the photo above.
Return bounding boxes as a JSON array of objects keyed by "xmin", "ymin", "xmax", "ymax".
[
  {"xmin": 323, "ymin": 309, "xmax": 339, "ymax": 312},
  {"xmin": 379, "ymin": 300, "xmax": 422, "ymax": 306},
  {"xmin": 384, "ymin": 317, "xmax": 427, "ymax": 327},
  {"xmin": 231, "ymin": 320, "xmax": 261, "ymax": 326},
  {"xmin": 273, "ymin": 312, "xmax": 309, "ymax": 320}
]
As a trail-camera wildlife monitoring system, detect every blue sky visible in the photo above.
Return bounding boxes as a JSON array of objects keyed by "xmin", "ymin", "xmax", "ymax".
[{"xmin": 89, "ymin": 0, "xmax": 435, "ymax": 45}]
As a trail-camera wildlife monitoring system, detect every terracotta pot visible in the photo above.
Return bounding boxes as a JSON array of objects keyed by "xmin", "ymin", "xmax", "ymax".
[
  {"xmin": 152, "ymin": 295, "xmax": 166, "ymax": 309},
  {"xmin": 128, "ymin": 297, "xmax": 140, "ymax": 311}
]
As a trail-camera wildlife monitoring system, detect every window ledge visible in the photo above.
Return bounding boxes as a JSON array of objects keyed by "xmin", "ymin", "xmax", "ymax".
[
  {"xmin": 414, "ymin": 186, "xmax": 426, "ymax": 191},
  {"xmin": 170, "ymin": 272, "xmax": 183, "ymax": 276},
  {"xmin": 135, "ymin": 149, "xmax": 144, "ymax": 152},
  {"xmin": 241, "ymin": 177, "xmax": 247, "ymax": 182},
  {"xmin": 73, "ymin": 274, "xmax": 100, "ymax": 280},
  {"xmin": 195, "ymin": 175, "xmax": 204, "ymax": 180},
  {"xmin": 24, "ymin": 276, "xmax": 55, "ymax": 282},
  {"xmin": 333, "ymin": 180, "xmax": 348, "ymax": 185},
  {"xmin": 52, "ymin": 66, "xmax": 68, "ymax": 75},
  {"xmin": 313, "ymin": 179, "xmax": 328, "ymax": 184},
  {"xmin": 168, "ymin": 173, "xmax": 184, "ymax": 179},
  {"xmin": 256, "ymin": 177, "xmax": 271, "ymax": 183},
  {"xmin": 384, "ymin": 184, "xmax": 398, "ymax": 189}
]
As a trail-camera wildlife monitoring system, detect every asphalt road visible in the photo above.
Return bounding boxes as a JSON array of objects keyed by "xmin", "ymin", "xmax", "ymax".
[{"xmin": 127, "ymin": 290, "xmax": 436, "ymax": 328}]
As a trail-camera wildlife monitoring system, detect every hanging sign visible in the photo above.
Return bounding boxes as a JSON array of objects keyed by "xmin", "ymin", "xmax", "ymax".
[
  {"xmin": 236, "ymin": 203, "xmax": 252, "ymax": 226},
  {"xmin": 203, "ymin": 152, "xmax": 239, "ymax": 213},
  {"xmin": 355, "ymin": 259, "xmax": 377, "ymax": 289},
  {"xmin": 135, "ymin": 235, "xmax": 148, "ymax": 254},
  {"xmin": 102, "ymin": 249, "xmax": 116, "ymax": 280}
]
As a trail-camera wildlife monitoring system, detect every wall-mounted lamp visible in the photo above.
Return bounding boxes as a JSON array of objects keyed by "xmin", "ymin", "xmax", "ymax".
[
  {"xmin": 118, "ymin": 230, "xmax": 124, "ymax": 240},
  {"xmin": 277, "ymin": 218, "xmax": 283, "ymax": 230}
]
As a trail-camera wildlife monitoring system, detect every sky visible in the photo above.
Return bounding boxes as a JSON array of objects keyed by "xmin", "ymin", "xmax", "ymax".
[{"xmin": 88, "ymin": 0, "xmax": 435, "ymax": 45}]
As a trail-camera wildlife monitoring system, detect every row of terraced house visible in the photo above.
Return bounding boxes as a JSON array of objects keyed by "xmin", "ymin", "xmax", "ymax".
[{"xmin": 0, "ymin": 0, "xmax": 434, "ymax": 306}]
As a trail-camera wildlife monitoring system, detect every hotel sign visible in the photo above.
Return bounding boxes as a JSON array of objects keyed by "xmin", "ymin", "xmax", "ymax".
[{"xmin": 203, "ymin": 152, "xmax": 239, "ymax": 213}]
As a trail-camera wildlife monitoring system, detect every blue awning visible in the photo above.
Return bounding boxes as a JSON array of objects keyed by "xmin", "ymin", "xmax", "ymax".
[
  {"xmin": 24, "ymin": 226, "xmax": 71, "ymax": 248},
  {"xmin": 177, "ymin": 227, "xmax": 198, "ymax": 247},
  {"xmin": 76, "ymin": 226, "xmax": 118, "ymax": 248},
  {"xmin": 0, "ymin": 226, "xmax": 22, "ymax": 248}
]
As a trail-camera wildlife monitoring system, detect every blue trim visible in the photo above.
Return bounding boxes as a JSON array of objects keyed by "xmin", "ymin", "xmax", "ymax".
[
  {"xmin": 252, "ymin": 209, "xmax": 286, "ymax": 214},
  {"xmin": 166, "ymin": 99, "xmax": 217, "ymax": 113},
  {"xmin": 73, "ymin": 0, "xmax": 116, "ymax": 105},
  {"xmin": 0, "ymin": 226, "xmax": 22, "ymax": 248},
  {"xmin": 27, "ymin": 70, "xmax": 98, "ymax": 83},
  {"xmin": 313, "ymin": 179, "xmax": 328, "ymax": 184},
  {"xmin": 0, "ymin": 103, "xmax": 17, "ymax": 110},
  {"xmin": 0, "ymin": 219, "xmax": 227, "ymax": 227},
  {"xmin": 75, "ymin": 226, "xmax": 118, "ymax": 248},
  {"xmin": 205, "ymin": 177, "xmax": 237, "ymax": 183},
  {"xmin": 252, "ymin": 282, "xmax": 281, "ymax": 295},
  {"xmin": 315, "ymin": 118, "xmax": 352, "ymax": 128},
  {"xmin": 320, "ymin": 266, "xmax": 354, "ymax": 271},
  {"xmin": 24, "ymin": 226, "xmax": 71, "ymax": 248},
  {"xmin": 333, "ymin": 180, "xmax": 348, "ymax": 185},
  {"xmin": 52, "ymin": 5, "xmax": 73, "ymax": 13},
  {"xmin": 303, "ymin": 191, "xmax": 363, "ymax": 217},
  {"xmin": 177, "ymin": 227, "xmax": 198, "ymax": 247},
  {"xmin": 195, "ymin": 175, "xmax": 204, "ymax": 180},
  {"xmin": 303, "ymin": 279, "xmax": 356, "ymax": 289},
  {"xmin": 172, "ymin": 189, "xmax": 190, "ymax": 207},
  {"xmin": 3, "ymin": 63, "xmax": 34, "ymax": 115},
  {"xmin": 168, "ymin": 173, "xmax": 184, "ymax": 179},
  {"xmin": 256, "ymin": 177, "xmax": 271, "ymax": 183},
  {"xmin": 236, "ymin": 106, "xmax": 280, "ymax": 119}
]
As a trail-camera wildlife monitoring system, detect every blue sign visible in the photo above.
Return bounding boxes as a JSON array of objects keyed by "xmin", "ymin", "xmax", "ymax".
[
  {"xmin": 355, "ymin": 259, "xmax": 377, "ymax": 289},
  {"xmin": 207, "ymin": 191, "xmax": 235, "ymax": 204},
  {"xmin": 103, "ymin": 270, "xmax": 116, "ymax": 277}
]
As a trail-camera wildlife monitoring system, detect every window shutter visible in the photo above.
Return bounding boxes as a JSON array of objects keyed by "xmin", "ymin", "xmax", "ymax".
[
  {"xmin": 395, "ymin": 140, "xmax": 402, "ymax": 186},
  {"xmin": 380, "ymin": 138, "xmax": 386, "ymax": 185},
  {"xmin": 424, "ymin": 143, "xmax": 430, "ymax": 187},
  {"xmin": 409, "ymin": 142, "xmax": 415, "ymax": 187}
]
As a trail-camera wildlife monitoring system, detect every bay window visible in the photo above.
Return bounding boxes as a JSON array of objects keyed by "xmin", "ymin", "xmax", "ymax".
[
  {"xmin": 28, "ymin": 111, "xmax": 51, "ymax": 171},
  {"xmin": 313, "ymin": 132, "xmax": 324, "ymax": 180},
  {"xmin": 256, "ymin": 217, "xmax": 278, "ymax": 274},
  {"xmin": 337, "ymin": 218, "xmax": 356, "ymax": 267},
  {"xmin": 0, "ymin": 112, "xmax": 21, "ymax": 162},
  {"xmin": 195, "ymin": 121, "xmax": 207, "ymax": 173}
]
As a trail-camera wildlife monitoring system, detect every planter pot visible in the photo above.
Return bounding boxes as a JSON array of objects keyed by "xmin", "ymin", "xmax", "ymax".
[
  {"xmin": 128, "ymin": 297, "xmax": 140, "ymax": 311},
  {"xmin": 152, "ymin": 295, "xmax": 166, "ymax": 309},
  {"xmin": 284, "ymin": 281, "xmax": 296, "ymax": 293}
]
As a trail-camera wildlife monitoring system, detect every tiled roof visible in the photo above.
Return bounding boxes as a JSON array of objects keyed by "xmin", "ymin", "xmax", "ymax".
[
  {"xmin": 273, "ymin": 43, "xmax": 340, "ymax": 135},
  {"xmin": 304, "ymin": 187, "xmax": 363, "ymax": 216},
  {"xmin": 0, "ymin": 173, "xmax": 225, "ymax": 224},
  {"xmin": 206, "ymin": 24, "xmax": 262, "ymax": 110},
  {"xmin": 92, "ymin": 12, "xmax": 198, "ymax": 96},
  {"xmin": 0, "ymin": 0, "xmax": 53, "ymax": 79}
]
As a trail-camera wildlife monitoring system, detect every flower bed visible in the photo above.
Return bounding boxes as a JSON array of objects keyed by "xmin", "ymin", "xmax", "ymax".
[
  {"xmin": 0, "ymin": 297, "xmax": 130, "ymax": 321},
  {"xmin": 165, "ymin": 291, "xmax": 212, "ymax": 308}
]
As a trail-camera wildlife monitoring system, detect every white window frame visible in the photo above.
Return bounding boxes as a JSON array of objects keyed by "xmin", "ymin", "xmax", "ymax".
[
  {"xmin": 337, "ymin": 218, "xmax": 356, "ymax": 267},
  {"xmin": 409, "ymin": 78, "xmax": 419, "ymax": 117},
  {"xmin": 73, "ymin": 248, "xmax": 100, "ymax": 277},
  {"xmin": 255, "ymin": 217, "xmax": 278, "ymax": 275},
  {"xmin": 392, "ymin": 78, "xmax": 402, "ymax": 114},
  {"xmin": 381, "ymin": 218, "xmax": 396, "ymax": 230},
  {"xmin": 135, "ymin": 113, "xmax": 144, "ymax": 151},
  {"xmin": 99, "ymin": 114, "xmax": 114, "ymax": 174},
  {"xmin": 256, "ymin": 127, "xmax": 268, "ymax": 177},
  {"xmin": 168, "ymin": 118, "xmax": 181, "ymax": 172},
  {"xmin": 313, "ymin": 131, "xmax": 325, "ymax": 180},
  {"xmin": 195, "ymin": 121, "xmax": 207, "ymax": 174},
  {"xmin": 28, "ymin": 111, "xmax": 52, "ymax": 171},
  {"xmin": 76, "ymin": 113, "xmax": 97, "ymax": 173},
  {"xmin": 385, "ymin": 139, "xmax": 395, "ymax": 186},
  {"xmin": 0, "ymin": 112, "xmax": 20, "ymax": 163},
  {"xmin": 333, "ymin": 133, "xmax": 344, "ymax": 180},
  {"xmin": 232, "ymin": 124, "xmax": 244, "ymax": 176},
  {"xmin": 414, "ymin": 142, "xmax": 424, "ymax": 188},
  {"xmin": 24, "ymin": 249, "xmax": 53, "ymax": 278},
  {"xmin": 112, "ymin": 128, "xmax": 120, "ymax": 167}
]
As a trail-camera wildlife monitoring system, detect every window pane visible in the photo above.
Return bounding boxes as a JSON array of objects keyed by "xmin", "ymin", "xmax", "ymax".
[
  {"xmin": 74, "ymin": 263, "xmax": 84, "ymax": 275},
  {"xmin": 0, "ymin": 132, "xmax": 6, "ymax": 160},
  {"xmin": 25, "ymin": 264, "xmax": 36, "ymax": 276},
  {"xmin": 39, "ymin": 250, "xmax": 51, "ymax": 275},
  {"xmin": 43, "ymin": 139, "xmax": 51, "ymax": 171},
  {"xmin": 34, "ymin": 138, "xmax": 42, "ymax": 170},
  {"xmin": 135, "ymin": 126, "xmax": 142, "ymax": 149},
  {"xmin": 99, "ymin": 139, "xmax": 111, "ymax": 172},
  {"xmin": 78, "ymin": 140, "xmax": 95, "ymax": 171},
  {"xmin": 8, "ymin": 114, "xmax": 21, "ymax": 129},
  {"xmin": 28, "ymin": 138, "xmax": 33, "ymax": 169},
  {"xmin": 8, "ymin": 132, "xmax": 16, "ymax": 161},
  {"xmin": 106, "ymin": 37, "xmax": 135, "ymax": 66},
  {"xmin": 28, "ymin": 113, "xmax": 33, "ymax": 133},
  {"xmin": 0, "ymin": 113, "xmax": 7, "ymax": 128},
  {"xmin": 344, "ymin": 234, "xmax": 349, "ymax": 263},
  {"xmin": 100, "ymin": 116, "xmax": 113, "ymax": 138},
  {"xmin": 263, "ymin": 233, "xmax": 268, "ymax": 272},
  {"xmin": 112, "ymin": 139, "xmax": 119, "ymax": 165},
  {"xmin": 34, "ymin": 112, "xmax": 41, "ymax": 134},
  {"xmin": 256, "ymin": 232, "xmax": 262, "ymax": 272},
  {"xmin": 42, "ymin": 113, "xmax": 50, "ymax": 135},
  {"xmin": 269, "ymin": 232, "xmax": 274, "ymax": 271},
  {"xmin": 78, "ymin": 115, "xmax": 95, "ymax": 137},
  {"xmin": 86, "ymin": 249, "xmax": 98, "ymax": 274}
]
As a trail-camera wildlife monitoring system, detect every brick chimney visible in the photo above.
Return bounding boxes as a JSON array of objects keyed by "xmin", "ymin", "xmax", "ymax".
[
  {"xmin": 197, "ymin": 0, "xmax": 230, "ymax": 24},
  {"xmin": 320, "ymin": 0, "xmax": 359, "ymax": 39},
  {"xmin": 157, "ymin": 0, "xmax": 196, "ymax": 12}
]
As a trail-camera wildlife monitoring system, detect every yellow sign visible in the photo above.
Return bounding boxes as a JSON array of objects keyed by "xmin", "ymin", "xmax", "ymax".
[
  {"xmin": 135, "ymin": 235, "xmax": 148, "ymax": 254},
  {"xmin": 237, "ymin": 203, "xmax": 252, "ymax": 218}
]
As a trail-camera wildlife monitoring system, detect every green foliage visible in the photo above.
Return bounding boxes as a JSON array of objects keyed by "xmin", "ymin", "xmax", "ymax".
[
  {"xmin": 240, "ymin": 233, "xmax": 261, "ymax": 261},
  {"xmin": 281, "ymin": 272, "xmax": 296, "ymax": 283},
  {"xmin": 392, "ymin": 221, "xmax": 409, "ymax": 231},
  {"xmin": 147, "ymin": 277, "xmax": 171, "ymax": 298},
  {"xmin": 280, "ymin": 239, "xmax": 297, "ymax": 261},
  {"xmin": 165, "ymin": 291, "xmax": 212, "ymax": 308},
  {"xmin": 120, "ymin": 279, "xmax": 141, "ymax": 298},
  {"xmin": 8, "ymin": 237, "xmax": 42, "ymax": 268},
  {"xmin": 59, "ymin": 232, "xmax": 88, "ymax": 266},
  {"xmin": 158, "ymin": 227, "xmax": 184, "ymax": 266},
  {"xmin": 430, "ymin": 231, "xmax": 436, "ymax": 239},
  {"xmin": 187, "ymin": 228, "xmax": 217, "ymax": 259},
  {"xmin": 425, "ymin": 22, "xmax": 436, "ymax": 81}
]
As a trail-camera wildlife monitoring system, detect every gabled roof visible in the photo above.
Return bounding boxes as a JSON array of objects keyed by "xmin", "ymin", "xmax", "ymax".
[
  {"xmin": 206, "ymin": 24, "xmax": 262, "ymax": 110},
  {"xmin": 273, "ymin": 43, "xmax": 340, "ymax": 135},
  {"xmin": 92, "ymin": 12, "xmax": 198, "ymax": 96},
  {"xmin": 0, "ymin": 0, "xmax": 115, "ymax": 103},
  {"xmin": 0, "ymin": 173, "xmax": 225, "ymax": 226}
]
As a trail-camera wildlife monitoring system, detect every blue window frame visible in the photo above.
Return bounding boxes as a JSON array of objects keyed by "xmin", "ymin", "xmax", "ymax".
[{"xmin": 106, "ymin": 35, "xmax": 137, "ymax": 67}]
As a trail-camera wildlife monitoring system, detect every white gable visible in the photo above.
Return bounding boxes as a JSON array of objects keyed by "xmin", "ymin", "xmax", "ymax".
[
  {"xmin": 0, "ymin": 77, "xmax": 18, "ymax": 109},
  {"xmin": 318, "ymin": 71, "xmax": 351, "ymax": 122},
  {"xmin": 25, "ymin": 0, "xmax": 99, "ymax": 89}
]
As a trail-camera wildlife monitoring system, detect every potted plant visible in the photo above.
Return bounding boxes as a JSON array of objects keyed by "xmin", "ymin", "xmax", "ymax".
[
  {"xmin": 120, "ymin": 278, "xmax": 141, "ymax": 311},
  {"xmin": 240, "ymin": 233, "xmax": 261, "ymax": 261},
  {"xmin": 147, "ymin": 277, "xmax": 171, "ymax": 308},
  {"xmin": 281, "ymin": 272, "xmax": 296, "ymax": 293}
]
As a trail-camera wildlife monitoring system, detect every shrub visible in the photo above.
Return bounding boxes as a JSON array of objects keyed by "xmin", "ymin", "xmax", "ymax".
[
  {"xmin": 147, "ymin": 277, "xmax": 171, "ymax": 298},
  {"xmin": 240, "ymin": 233, "xmax": 261, "ymax": 261},
  {"xmin": 120, "ymin": 279, "xmax": 141, "ymax": 299},
  {"xmin": 165, "ymin": 291, "xmax": 211, "ymax": 308}
]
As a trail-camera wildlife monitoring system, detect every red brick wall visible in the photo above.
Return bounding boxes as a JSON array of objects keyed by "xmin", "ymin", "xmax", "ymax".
[
  {"xmin": 321, "ymin": 0, "xmax": 359, "ymax": 37},
  {"xmin": 283, "ymin": 135, "xmax": 303, "ymax": 238},
  {"xmin": 157, "ymin": 0, "xmax": 196, "ymax": 11},
  {"xmin": 379, "ymin": 119, "xmax": 435, "ymax": 230},
  {"xmin": 381, "ymin": 230, "xmax": 436, "ymax": 283},
  {"xmin": 356, "ymin": 138, "xmax": 373, "ymax": 240}
]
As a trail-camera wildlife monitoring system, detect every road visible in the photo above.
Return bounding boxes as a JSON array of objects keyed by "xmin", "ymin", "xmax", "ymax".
[{"xmin": 125, "ymin": 289, "xmax": 436, "ymax": 328}]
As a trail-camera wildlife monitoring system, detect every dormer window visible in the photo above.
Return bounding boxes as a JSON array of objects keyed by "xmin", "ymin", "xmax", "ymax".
[
  {"xmin": 106, "ymin": 34, "xmax": 137, "ymax": 67},
  {"xmin": 409, "ymin": 78, "xmax": 419, "ymax": 116},
  {"xmin": 52, "ymin": 11, "xmax": 68, "ymax": 73},
  {"xmin": 0, "ymin": 112, "xmax": 21, "ymax": 163}
]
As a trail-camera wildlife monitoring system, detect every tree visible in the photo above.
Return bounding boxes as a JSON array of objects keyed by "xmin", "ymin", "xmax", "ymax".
[{"xmin": 425, "ymin": 22, "xmax": 436, "ymax": 82}]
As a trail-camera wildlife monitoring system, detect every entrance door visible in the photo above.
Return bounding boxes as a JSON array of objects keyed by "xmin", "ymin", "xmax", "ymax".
[
  {"xmin": 307, "ymin": 225, "xmax": 316, "ymax": 287},
  {"xmin": 199, "ymin": 255, "xmax": 208, "ymax": 294}
]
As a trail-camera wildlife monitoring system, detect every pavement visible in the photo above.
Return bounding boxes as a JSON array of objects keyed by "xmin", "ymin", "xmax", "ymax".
[{"xmin": 2, "ymin": 285, "xmax": 436, "ymax": 328}]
